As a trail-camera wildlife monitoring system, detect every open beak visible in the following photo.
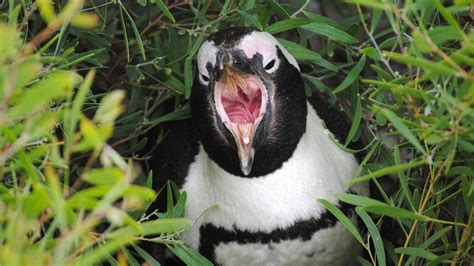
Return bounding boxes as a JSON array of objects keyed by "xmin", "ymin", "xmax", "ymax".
[{"xmin": 214, "ymin": 64, "xmax": 267, "ymax": 175}]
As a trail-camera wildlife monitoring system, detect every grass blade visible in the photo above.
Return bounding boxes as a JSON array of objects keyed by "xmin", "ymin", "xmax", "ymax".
[
  {"xmin": 355, "ymin": 207, "xmax": 386, "ymax": 266},
  {"xmin": 118, "ymin": 5, "xmax": 130, "ymax": 62},
  {"xmin": 333, "ymin": 55, "xmax": 366, "ymax": 94},
  {"xmin": 277, "ymin": 38, "xmax": 321, "ymax": 61},
  {"xmin": 120, "ymin": 3, "xmax": 146, "ymax": 60},
  {"xmin": 363, "ymin": 205, "xmax": 429, "ymax": 222},
  {"xmin": 167, "ymin": 244, "xmax": 213, "ymax": 266},
  {"xmin": 302, "ymin": 22, "xmax": 358, "ymax": 43},
  {"xmin": 318, "ymin": 199, "xmax": 364, "ymax": 246},
  {"xmin": 153, "ymin": 0, "xmax": 176, "ymax": 23},
  {"xmin": 395, "ymin": 247, "xmax": 438, "ymax": 261},
  {"xmin": 336, "ymin": 193, "xmax": 386, "ymax": 207},
  {"xmin": 266, "ymin": 18, "xmax": 311, "ymax": 34},
  {"xmin": 350, "ymin": 159, "xmax": 426, "ymax": 184},
  {"xmin": 344, "ymin": 97, "xmax": 362, "ymax": 146},
  {"xmin": 184, "ymin": 58, "xmax": 193, "ymax": 99},
  {"xmin": 379, "ymin": 107, "xmax": 427, "ymax": 155}
]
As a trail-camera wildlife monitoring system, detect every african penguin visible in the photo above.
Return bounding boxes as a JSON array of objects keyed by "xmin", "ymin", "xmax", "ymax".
[{"xmin": 144, "ymin": 27, "xmax": 368, "ymax": 265}]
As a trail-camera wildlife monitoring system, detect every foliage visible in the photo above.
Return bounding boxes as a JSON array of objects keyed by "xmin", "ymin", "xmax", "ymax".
[
  {"xmin": 0, "ymin": 0, "xmax": 472, "ymax": 265},
  {"xmin": 0, "ymin": 0, "xmax": 193, "ymax": 265}
]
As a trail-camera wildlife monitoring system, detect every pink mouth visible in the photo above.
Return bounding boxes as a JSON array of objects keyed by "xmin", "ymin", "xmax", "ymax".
[
  {"xmin": 215, "ymin": 75, "xmax": 266, "ymax": 125},
  {"xmin": 221, "ymin": 86, "xmax": 262, "ymax": 124}
]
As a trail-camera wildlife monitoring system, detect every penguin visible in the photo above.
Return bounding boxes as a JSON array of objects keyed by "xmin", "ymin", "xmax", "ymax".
[{"xmin": 144, "ymin": 27, "xmax": 368, "ymax": 265}]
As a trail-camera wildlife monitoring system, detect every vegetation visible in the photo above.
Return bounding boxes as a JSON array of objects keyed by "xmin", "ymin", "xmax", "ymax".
[{"xmin": 0, "ymin": 0, "xmax": 472, "ymax": 265}]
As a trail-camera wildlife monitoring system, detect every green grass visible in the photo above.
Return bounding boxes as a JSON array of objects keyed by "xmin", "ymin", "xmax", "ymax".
[{"xmin": 0, "ymin": 0, "xmax": 472, "ymax": 265}]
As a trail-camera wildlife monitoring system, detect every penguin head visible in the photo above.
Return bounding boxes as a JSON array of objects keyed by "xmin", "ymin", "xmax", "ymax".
[{"xmin": 191, "ymin": 27, "xmax": 307, "ymax": 177}]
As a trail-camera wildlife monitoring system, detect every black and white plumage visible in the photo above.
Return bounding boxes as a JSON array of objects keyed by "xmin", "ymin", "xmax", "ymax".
[{"xmin": 145, "ymin": 27, "xmax": 368, "ymax": 265}]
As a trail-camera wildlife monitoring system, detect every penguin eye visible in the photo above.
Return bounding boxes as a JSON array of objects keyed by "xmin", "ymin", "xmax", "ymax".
[
  {"xmin": 200, "ymin": 74, "xmax": 209, "ymax": 84},
  {"xmin": 264, "ymin": 59, "xmax": 276, "ymax": 71}
]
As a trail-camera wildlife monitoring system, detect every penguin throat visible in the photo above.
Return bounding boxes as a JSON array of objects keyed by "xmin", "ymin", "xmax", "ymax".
[{"xmin": 215, "ymin": 75, "xmax": 266, "ymax": 125}]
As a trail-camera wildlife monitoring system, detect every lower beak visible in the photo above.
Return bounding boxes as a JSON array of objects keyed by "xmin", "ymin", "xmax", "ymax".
[{"xmin": 227, "ymin": 122, "xmax": 260, "ymax": 175}]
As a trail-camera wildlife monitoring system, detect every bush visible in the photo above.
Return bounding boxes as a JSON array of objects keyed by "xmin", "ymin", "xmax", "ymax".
[{"xmin": 0, "ymin": 0, "xmax": 472, "ymax": 265}]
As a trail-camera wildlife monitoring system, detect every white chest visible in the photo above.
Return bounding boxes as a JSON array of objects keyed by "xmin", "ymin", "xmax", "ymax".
[{"xmin": 181, "ymin": 103, "xmax": 366, "ymax": 264}]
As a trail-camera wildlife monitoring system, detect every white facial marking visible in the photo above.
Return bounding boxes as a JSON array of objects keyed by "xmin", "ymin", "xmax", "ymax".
[
  {"xmin": 238, "ymin": 31, "xmax": 300, "ymax": 72},
  {"xmin": 197, "ymin": 40, "xmax": 219, "ymax": 85},
  {"xmin": 196, "ymin": 31, "xmax": 301, "ymax": 84}
]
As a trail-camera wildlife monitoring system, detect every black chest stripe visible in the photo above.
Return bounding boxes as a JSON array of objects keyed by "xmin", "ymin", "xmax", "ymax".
[{"xmin": 198, "ymin": 201, "xmax": 354, "ymax": 262}]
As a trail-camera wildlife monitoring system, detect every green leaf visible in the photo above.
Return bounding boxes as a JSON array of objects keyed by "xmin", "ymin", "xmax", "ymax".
[
  {"xmin": 184, "ymin": 58, "xmax": 193, "ymax": 99},
  {"xmin": 360, "ymin": 47, "xmax": 380, "ymax": 61},
  {"xmin": 65, "ymin": 69, "xmax": 95, "ymax": 145},
  {"xmin": 432, "ymin": 0, "xmax": 465, "ymax": 40},
  {"xmin": 166, "ymin": 180, "xmax": 174, "ymax": 218},
  {"xmin": 174, "ymin": 191, "xmax": 187, "ymax": 218},
  {"xmin": 153, "ymin": 0, "xmax": 175, "ymax": 22},
  {"xmin": 73, "ymin": 239, "xmax": 130, "ymax": 266},
  {"xmin": 132, "ymin": 245, "xmax": 161, "ymax": 266},
  {"xmin": 355, "ymin": 208, "xmax": 386, "ymax": 266},
  {"xmin": 94, "ymin": 90, "xmax": 125, "ymax": 124},
  {"xmin": 363, "ymin": 205, "xmax": 429, "ymax": 221},
  {"xmin": 277, "ymin": 39, "xmax": 321, "ymax": 61},
  {"xmin": 313, "ymin": 57, "xmax": 338, "ymax": 71},
  {"xmin": 167, "ymin": 244, "xmax": 213, "ymax": 266},
  {"xmin": 37, "ymin": 0, "xmax": 56, "ymax": 23},
  {"xmin": 428, "ymin": 26, "xmax": 463, "ymax": 44},
  {"xmin": 83, "ymin": 168, "xmax": 124, "ymax": 185},
  {"xmin": 370, "ymin": 8, "xmax": 383, "ymax": 33},
  {"xmin": 394, "ymin": 247, "xmax": 438, "ymax": 261},
  {"xmin": 384, "ymin": 52, "xmax": 456, "ymax": 76},
  {"xmin": 124, "ymin": 185, "xmax": 156, "ymax": 201},
  {"xmin": 220, "ymin": 0, "xmax": 232, "ymax": 16},
  {"xmin": 345, "ymin": 0, "xmax": 391, "ymax": 10},
  {"xmin": 302, "ymin": 22, "xmax": 358, "ymax": 43},
  {"xmin": 336, "ymin": 193, "xmax": 386, "ymax": 207},
  {"xmin": 414, "ymin": 226, "xmax": 451, "ymax": 261},
  {"xmin": 426, "ymin": 252, "xmax": 456, "ymax": 266},
  {"xmin": 356, "ymin": 256, "xmax": 372, "ymax": 266},
  {"xmin": 378, "ymin": 107, "xmax": 427, "ymax": 155},
  {"xmin": 238, "ymin": 10, "xmax": 263, "ymax": 30},
  {"xmin": 23, "ymin": 186, "xmax": 51, "ymax": 218},
  {"xmin": 350, "ymin": 159, "xmax": 426, "ymax": 184},
  {"xmin": 14, "ymin": 57, "xmax": 42, "ymax": 91},
  {"xmin": 318, "ymin": 199, "xmax": 364, "ymax": 246},
  {"xmin": 266, "ymin": 18, "xmax": 311, "ymax": 34},
  {"xmin": 120, "ymin": 3, "xmax": 146, "ymax": 60},
  {"xmin": 31, "ymin": 111, "xmax": 59, "ymax": 139},
  {"xmin": 8, "ymin": 70, "xmax": 81, "ymax": 118},
  {"xmin": 118, "ymin": 5, "xmax": 130, "ymax": 62},
  {"xmin": 303, "ymin": 11, "xmax": 343, "ymax": 29},
  {"xmin": 333, "ymin": 56, "xmax": 366, "ymax": 94},
  {"xmin": 143, "ymin": 109, "xmax": 190, "ymax": 126},
  {"xmin": 107, "ymin": 218, "xmax": 192, "ymax": 239},
  {"xmin": 344, "ymin": 97, "xmax": 362, "ymax": 146}
]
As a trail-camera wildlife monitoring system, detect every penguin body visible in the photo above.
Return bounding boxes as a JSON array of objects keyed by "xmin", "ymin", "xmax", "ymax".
[{"xmin": 146, "ymin": 27, "xmax": 368, "ymax": 265}]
